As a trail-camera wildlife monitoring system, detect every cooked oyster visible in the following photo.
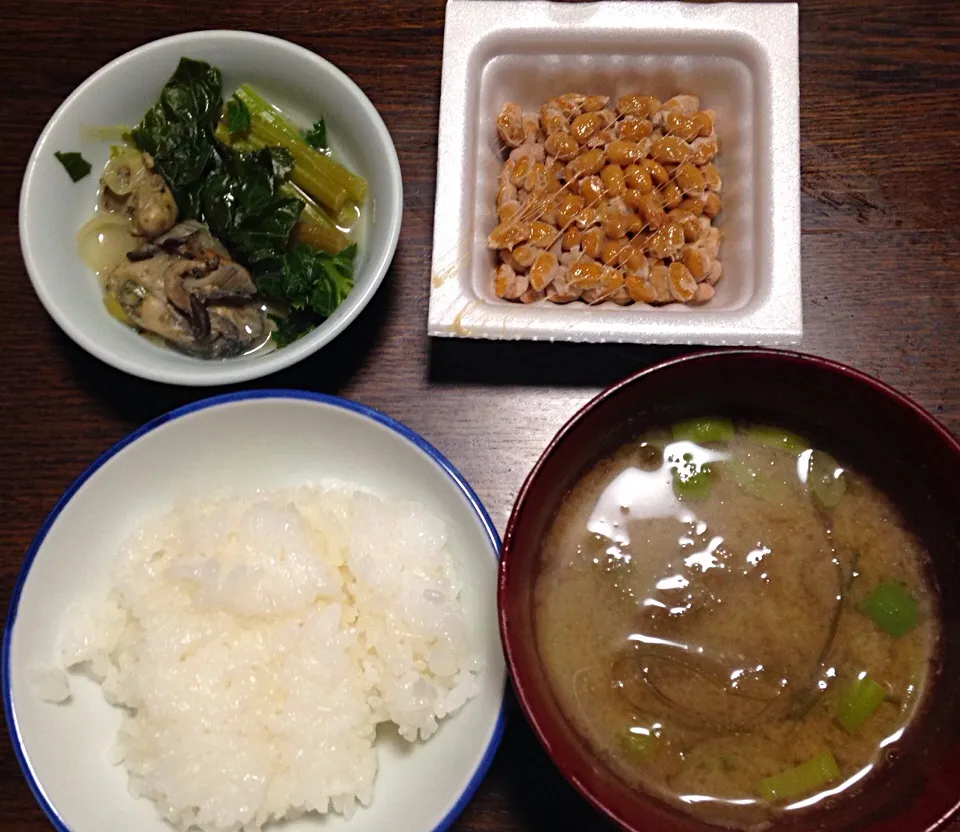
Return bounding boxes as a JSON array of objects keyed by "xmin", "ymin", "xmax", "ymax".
[{"xmin": 104, "ymin": 229, "xmax": 267, "ymax": 359}]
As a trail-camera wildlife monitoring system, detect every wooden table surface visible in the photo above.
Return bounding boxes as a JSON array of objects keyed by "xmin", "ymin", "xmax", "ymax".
[{"xmin": 1, "ymin": 1, "xmax": 958, "ymax": 830}]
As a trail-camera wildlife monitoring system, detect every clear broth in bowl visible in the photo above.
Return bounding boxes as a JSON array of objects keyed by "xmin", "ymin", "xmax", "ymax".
[{"xmin": 535, "ymin": 419, "xmax": 938, "ymax": 829}]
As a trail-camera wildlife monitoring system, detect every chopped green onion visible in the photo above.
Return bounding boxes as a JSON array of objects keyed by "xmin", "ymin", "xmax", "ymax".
[
  {"xmin": 722, "ymin": 457, "xmax": 791, "ymax": 502},
  {"xmin": 759, "ymin": 750, "xmax": 840, "ymax": 802},
  {"xmin": 54, "ymin": 151, "xmax": 92, "ymax": 182},
  {"xmin": 671, "ymin": 418, "xmax": 735, "ymax": 443},
  {"xmin": 836, "ymin": 675, "xmax": 887, "ymax": 733},
  {"xmin": 723, "ymin": 457, "xmax": 762, "ymax": 493},
  {"xmin": 672, "ymin": 466, "xmax": 712, "ymax": 500},
  {"xmin": 808, "ymin": 450, "xmax": 847, "ymax": 508},
  {"xmin": 621, "ymin": 730, "xmax": 656, "ymax": 758},
  {"xmin": 859, "ymin": 580, "xmax": 919, "ymax": 638},
  {"xmin": 746, "ymin": 425, "xmax": 809, "ymax": 454}
]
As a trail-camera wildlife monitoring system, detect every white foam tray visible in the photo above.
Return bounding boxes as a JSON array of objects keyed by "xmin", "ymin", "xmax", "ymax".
[{"xmin": 428, "ymin": 0, "xmax": 800, "ymax": 345}]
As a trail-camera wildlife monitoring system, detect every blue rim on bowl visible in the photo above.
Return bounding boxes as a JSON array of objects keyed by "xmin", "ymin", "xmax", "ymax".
[{"xmin": 2, "ymin": 390, "xmax": 505, "ymax": 832}]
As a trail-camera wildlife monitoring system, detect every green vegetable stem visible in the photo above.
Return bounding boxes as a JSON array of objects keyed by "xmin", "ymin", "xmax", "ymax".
[
  {"xmin": 234, "ymin": 84, "xmax": 366, "ymax": 206},
  {"xmin": 195, "ymin": 147, "xmax": 357, "ymax": 343},
  {"xmin": 126, "ymin": 58, "xmax": 361, "ymax": 346},
  {"xmin": 215, "ymin": 117, "xmax": 349, "ymax": 214},
  {"xmin": 281, "ymin": 183, "xmax": 350, "ymax": 254},
  {"xmin": 214, "ymin": 121, "xmax": 352, "ymax": 255}
]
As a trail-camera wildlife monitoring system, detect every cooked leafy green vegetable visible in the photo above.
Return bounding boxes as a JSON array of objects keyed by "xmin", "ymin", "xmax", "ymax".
[
  {"xmin": 671, "ymin": 418, "xmax": 735, "ymax": 444},
  {"xmin": 258, "ymin": 243, "xmax": 357, "ymax": 318},
  {"xmin": 200, "ymin": 147, "xmax": 301, "ymax": 265},
  {"xmin": 217, "ymin": 112, "xmax": 348, "ymax": 214},
  {"xmin": 225, "ymin": 95, "xmax": 251, "ymax": 134},
  {"xmin": 291, "ymin": 243, "xmax": 356, "ymax": 317},
  {"xmin": 124, "ymin": 58, "xmax": 360, "ymax": 346},
  {"xmin": 212, "ymin": 120, "xmax": 349, "ymax": 256},
  {"xmin": 303, "ymin": 117, "xmax": 328, "ymax": 151},
  {"xmin": 235, "ymin": 84, "xmax": 366, "ymax": 206},
  {"xmin": 130, "ymin": 57, "xmax": 224, "ymax": 214},
  {"xmin": 836, "ymin": 675, "xmax": 887, "ymax": 733},
  {"xmin": 859, "ymin": 580, "xmax": 919, "ymax": 638},
  {"xmin": 198, "ymin": 120, "xmax": 358, "ymax": 342},
  {"xmin": 759, "ymin": 750, "xmax": 840, "ymax": 802},
  {"xmin": 269, "ymin": 310, "xmax": 319, "ymax": 348},
  {"xmin": 54, "ymin": 151, "xmax": 92, "ymax": 182}
]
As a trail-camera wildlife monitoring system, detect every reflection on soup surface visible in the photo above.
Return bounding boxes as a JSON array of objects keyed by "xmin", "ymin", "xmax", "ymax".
[{"xmin": 535, "ymin": 420, "xmax": 938, "ymax": 828}]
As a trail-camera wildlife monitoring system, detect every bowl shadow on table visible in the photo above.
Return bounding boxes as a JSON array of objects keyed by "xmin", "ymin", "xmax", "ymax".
[
  {"xmin": 428, "ymin": 338, "xmax": 691, "ymax": 388},
  {"xmin": 488, "ymin": 692, "xmax": 618, "ymax": 832},
  {"xmin": 63, "ymin": 263, "xmax": 396, "ymax": 426}
]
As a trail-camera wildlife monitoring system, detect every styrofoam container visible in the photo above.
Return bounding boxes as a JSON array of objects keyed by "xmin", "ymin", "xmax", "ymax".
[{"xmin": 428, "ymin": 1, "xmax": 800, "ymax": 345}]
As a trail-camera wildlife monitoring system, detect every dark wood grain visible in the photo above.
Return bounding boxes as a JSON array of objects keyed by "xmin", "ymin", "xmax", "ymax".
[{"xmin": 1, "ymin": 1, "xmax": 958, "ymax": 830}]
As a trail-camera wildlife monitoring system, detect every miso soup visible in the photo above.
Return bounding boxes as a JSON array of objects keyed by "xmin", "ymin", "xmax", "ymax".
[{"xmin": 535, "ymin": 419, "xmax": 938, "ymax": 828}]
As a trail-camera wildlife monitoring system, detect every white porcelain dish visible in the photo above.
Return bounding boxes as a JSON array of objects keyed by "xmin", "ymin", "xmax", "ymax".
[
  {"xmin": 429, "ymin": 0, "xmax": 801, "ymax": 346},
  {"xmin": 3, "ymin": 392, "xmax": 505, "ymax": 832},
  {"xmin": 20, "ymin": 31, "xmax": 403, "ymax": 385}
]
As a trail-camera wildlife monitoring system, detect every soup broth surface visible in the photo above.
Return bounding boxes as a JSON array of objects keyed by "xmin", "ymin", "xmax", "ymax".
[{"xmin": 535, "ymin": 420, "xmax": 937, "ymax": 828}]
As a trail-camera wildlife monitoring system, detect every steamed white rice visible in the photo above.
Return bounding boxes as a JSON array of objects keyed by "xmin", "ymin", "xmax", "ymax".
[{"xmin": 60, "ymin": 485, "xmax": 480, "ymax": 831}]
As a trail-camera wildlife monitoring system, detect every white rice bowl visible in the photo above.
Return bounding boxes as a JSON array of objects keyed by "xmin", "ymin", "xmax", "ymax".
[{"xmin": 56, "ymin": 485, "xmax": 481, "ymax": 832}]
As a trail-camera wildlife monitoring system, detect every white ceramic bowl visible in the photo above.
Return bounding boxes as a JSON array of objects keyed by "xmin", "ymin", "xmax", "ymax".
[
  {"xmin": 3, "ymin": 392, "xmax": 505, "ymax": 832},
  {"xmin": 20, "ymin": 31, "xmax": 403, "ymax": 385}
]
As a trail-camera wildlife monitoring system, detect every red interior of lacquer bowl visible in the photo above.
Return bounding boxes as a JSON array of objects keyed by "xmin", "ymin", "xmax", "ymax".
[{"xmin": 499, "ymin": 349, "xmax": 960, "ymax": 832}]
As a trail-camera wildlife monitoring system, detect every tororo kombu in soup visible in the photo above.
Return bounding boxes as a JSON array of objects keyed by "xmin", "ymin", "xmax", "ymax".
[{"xmin": 535, "ymin": 419, "xmax": 938, "ymax": 829}]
